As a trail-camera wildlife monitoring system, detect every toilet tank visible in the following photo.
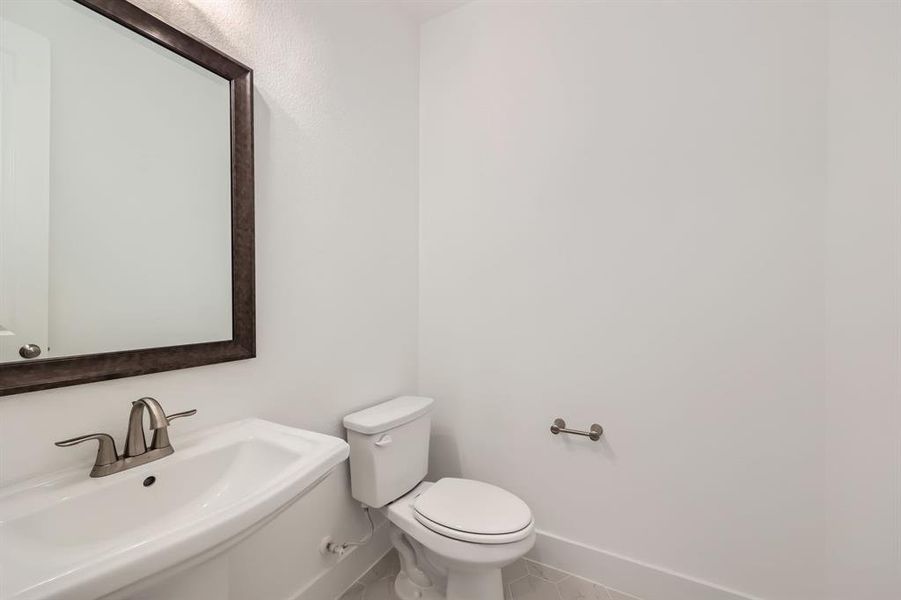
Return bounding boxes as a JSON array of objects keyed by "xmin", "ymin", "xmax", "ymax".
[{"xmin": 343, "ymin": 396, "xmax": 434, "ymax": 508}]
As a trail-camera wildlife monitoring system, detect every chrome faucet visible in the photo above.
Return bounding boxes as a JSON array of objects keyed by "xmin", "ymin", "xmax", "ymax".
[{"xmin": 55, "ymin": 397, "xmax": 196, "ymax": 478}]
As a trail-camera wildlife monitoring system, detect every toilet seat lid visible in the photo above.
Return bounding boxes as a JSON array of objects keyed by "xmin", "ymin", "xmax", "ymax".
[{"xmin": 413, "ymin": 478, "xmax": 532, "ymax": 541}]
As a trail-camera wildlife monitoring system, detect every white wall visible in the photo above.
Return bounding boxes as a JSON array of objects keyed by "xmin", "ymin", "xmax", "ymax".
[
  {"xmin": 0, "ymin": 0, "xmax": 420, "ymax": 598},
  {"xmin": 420, "ymin": 2, "xmax": 896, "ymax": 600},
  {"xmin": 825, "ymin": 2, "xmax": 901, "ymax": 599}
]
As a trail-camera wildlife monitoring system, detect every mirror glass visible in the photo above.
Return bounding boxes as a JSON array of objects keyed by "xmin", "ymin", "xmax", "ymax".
[{"xmin": 0, "ymin": 0, "xmax": 233, "ymax": 364}]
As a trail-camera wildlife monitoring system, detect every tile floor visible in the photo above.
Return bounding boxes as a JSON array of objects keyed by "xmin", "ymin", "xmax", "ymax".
[{"xmin": 337, "ymin": 549, "xmax": 644, "ymax": 600}]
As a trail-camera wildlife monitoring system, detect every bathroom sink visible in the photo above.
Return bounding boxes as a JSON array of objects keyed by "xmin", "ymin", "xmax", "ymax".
[{"xmin": 0, "ymin": 419, "xmax": 349, "ymax": 600}]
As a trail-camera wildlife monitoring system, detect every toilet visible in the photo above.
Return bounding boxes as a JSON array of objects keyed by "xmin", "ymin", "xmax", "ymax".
[{"xmin": 344, "ymin": 396, "xmax": 535, "ymax": 600}]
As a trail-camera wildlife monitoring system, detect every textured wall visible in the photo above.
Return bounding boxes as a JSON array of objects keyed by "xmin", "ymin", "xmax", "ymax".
[
  {"xmin": 420, "ymin": 3, "xmax": 901, "ymax": 600},
  {"xmin": 825, "ymin": 2, "xmax": 901, "ymax": 599}
]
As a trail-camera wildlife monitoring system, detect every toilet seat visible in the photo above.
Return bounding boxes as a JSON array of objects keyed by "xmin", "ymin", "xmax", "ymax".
[{"xmin": 413, "ymin": 478, "xmax": 533, "ymax": 544}]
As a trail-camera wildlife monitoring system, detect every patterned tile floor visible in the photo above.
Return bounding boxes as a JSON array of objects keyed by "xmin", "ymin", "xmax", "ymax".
[{"xmin": 337, "ymin": 549, "xmax": 644, "ymax": 600}]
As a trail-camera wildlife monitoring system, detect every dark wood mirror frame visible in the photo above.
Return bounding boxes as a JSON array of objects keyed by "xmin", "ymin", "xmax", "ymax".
[{"xmin": 0, "ymin": 0, "xmax": 255, "ymax": 396}]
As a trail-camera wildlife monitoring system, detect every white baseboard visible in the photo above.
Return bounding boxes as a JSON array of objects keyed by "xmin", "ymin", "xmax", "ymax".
[
  {"xmin": 291, "ymin": 524, "xmax": 765, "ymax": 600},
  {"xmin": 291, "ymin": 522, "xmax": 392, "ymax": 600},
  {"xmin": 528, "ymin": 530, "xmax": 764, "ymax": 600}
]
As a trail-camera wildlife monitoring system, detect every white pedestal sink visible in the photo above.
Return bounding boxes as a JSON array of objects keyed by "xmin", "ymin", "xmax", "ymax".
[{"xmin": 0, "ymin": 419, "xmax": 349, "ymax": 600}]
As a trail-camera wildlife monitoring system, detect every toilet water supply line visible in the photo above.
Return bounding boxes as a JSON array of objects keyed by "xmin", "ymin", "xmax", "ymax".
[
  {"xmin": 321, "ymin": 504, "xmax": 433, "ymax": 588},
  {"xmin": 322, "ymin": 504, "xmax": 375, "ymax": 558}
]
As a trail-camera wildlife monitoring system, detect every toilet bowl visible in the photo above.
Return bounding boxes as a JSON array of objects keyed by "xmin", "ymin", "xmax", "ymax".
[
  {"xmin": 343, "ymin": 397, "xmax": 535, "ymax": 600},
  {"xmin": 384, "ymin": 480, "xmax": 535, "ymax": 600}
]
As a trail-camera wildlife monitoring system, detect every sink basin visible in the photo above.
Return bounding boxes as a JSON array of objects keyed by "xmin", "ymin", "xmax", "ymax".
[{"xmin": 0, "ymin": 419, "xmax": 349, "ymax": 600}]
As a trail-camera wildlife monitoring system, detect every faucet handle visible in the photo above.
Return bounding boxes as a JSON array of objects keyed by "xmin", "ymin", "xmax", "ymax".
[
  {"xmin": 148, "ymin": 409, "xmax": 197, "ymax": 451},
  {"xmin": 55, "ymin": 433, "xmax": 119, "ymax": 467},
  {"xmin": 166, "ymin": 409, "xmax": 197, "ymax": 422}
]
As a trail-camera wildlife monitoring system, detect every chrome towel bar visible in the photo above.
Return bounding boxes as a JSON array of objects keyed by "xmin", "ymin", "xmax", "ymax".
[{"xmin": 550, "ymin": 418, "xmax": 603, "ymax": 442}]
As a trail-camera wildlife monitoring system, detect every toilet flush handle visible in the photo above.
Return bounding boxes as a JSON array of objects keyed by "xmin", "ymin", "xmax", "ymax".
[{"xmin": 374, "ymin": 434, "xmax": 392, "ymax": 448}]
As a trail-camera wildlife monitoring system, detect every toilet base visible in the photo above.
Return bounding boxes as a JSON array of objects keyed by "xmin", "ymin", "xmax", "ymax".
[
  {"xmin": 445, "ymin": 568, "xmax": 503, "ymax": 600},
  {"xmin": 393, "ymin": 563, "xmax": 504, "ymax": 600},
  {"xmin": 394, "ymin": 571, "xmax": 444, "ymax": 600},
  {"xmin": 393, "ymin": 566, "xmax": 504, "ymax": 600},
  {"xmin": 389, "ymin": 528, "xmax": 507, "ymax": 600}
]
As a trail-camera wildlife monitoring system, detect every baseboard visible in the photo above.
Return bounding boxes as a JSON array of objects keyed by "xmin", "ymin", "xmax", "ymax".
[
  {"xmin": 528, "ymin": 530, "xmax": 764, "ymax": 600},
  {"xmin": 291, "ymin": 524, "xmax": 765, "ymax": 600},
  {"xmin": 290, "ymin": 521, "xmax": 392, "ymax": 600}
]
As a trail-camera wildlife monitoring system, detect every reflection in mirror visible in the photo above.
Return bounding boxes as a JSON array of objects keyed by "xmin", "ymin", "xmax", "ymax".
[{"xmin": 0, "ymin": 0, "xmax": 233, "ymax": 364}]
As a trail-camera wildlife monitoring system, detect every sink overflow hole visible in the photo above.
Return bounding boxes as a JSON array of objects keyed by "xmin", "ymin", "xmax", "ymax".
[{"xmin": 143, "ymin": 476, "xmax": 156, "ymax": 487}]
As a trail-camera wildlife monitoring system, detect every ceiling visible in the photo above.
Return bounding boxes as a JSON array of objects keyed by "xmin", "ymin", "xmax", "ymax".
[{"xmin": 394, "ymin": 1, "xmax": 470, "ymax": 23}]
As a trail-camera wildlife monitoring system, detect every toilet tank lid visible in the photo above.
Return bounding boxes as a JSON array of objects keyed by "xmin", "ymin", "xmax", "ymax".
[{"xmin": 343, "ymin": 396, "xmax": 434, "ymax": 434}]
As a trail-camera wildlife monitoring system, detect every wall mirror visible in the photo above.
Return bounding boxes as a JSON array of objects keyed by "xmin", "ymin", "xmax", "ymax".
[{"xmin": 0, "ymin": 0, "xmax": 254, "ymax": 395}]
